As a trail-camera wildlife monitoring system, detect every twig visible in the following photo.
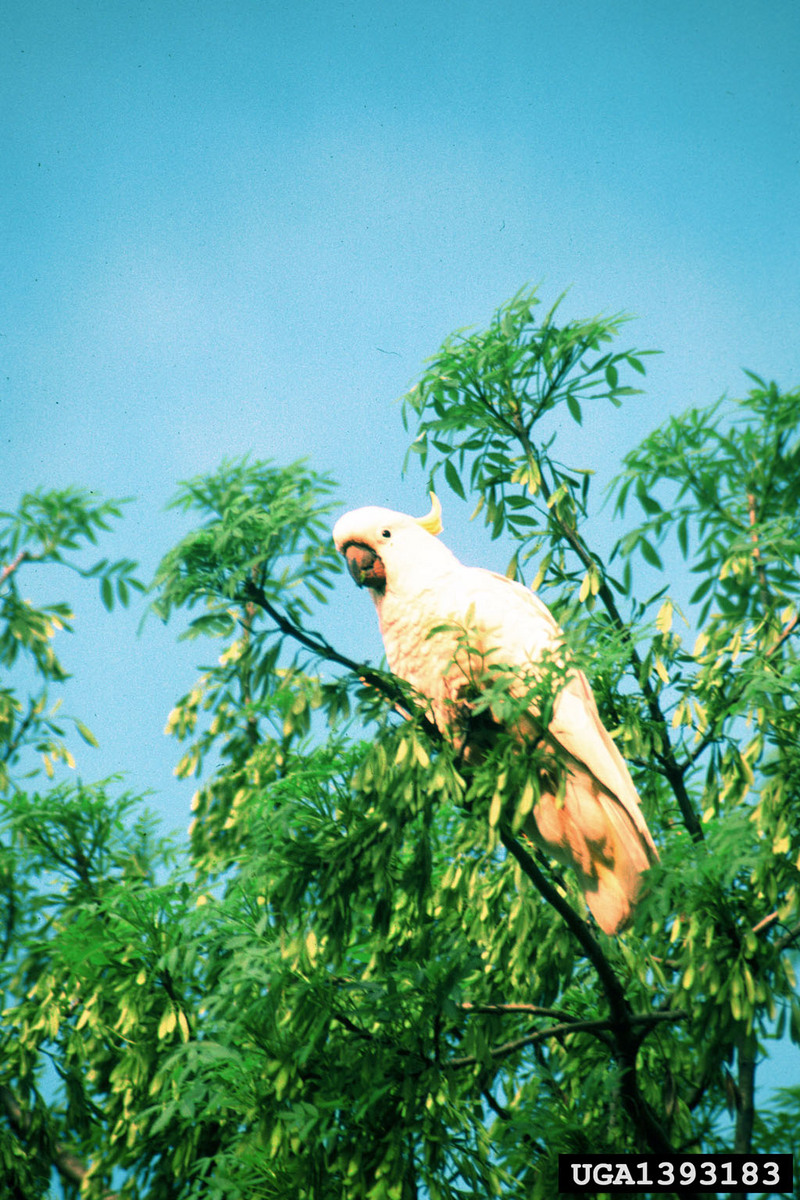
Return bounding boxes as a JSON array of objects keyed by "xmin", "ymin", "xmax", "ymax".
[
  {"xmin": 449, "ymin": 1010, "xmax": 689, "ymax": 1069},
  {"xmin": 458, "ymin": 1002, "xmax": 574, "ymax": 1019},
  {"xmin": 458, "ymin": 1001, "xmax": 688, "ymax": 1026},
  {"xmin": 481, "ymin": 1087, "xmax": 512, "ymax": 1122},
  {"xmin": 1, "ymin": 699, "xmax": 38, "ymax": 766},
  {"xmin": 733, "ymin": 1028, "xmax": 757, "ymax": 1158},
  {"xmin": 767, "ymin": 610, "xmax": 799, "ymax": 658},
  {"xmin": 774, "ymin": 917, "xmax": 800, "ymax": 955},
  {"xmin": 0, "ymin": 549, "xmax": 29, "ymax": 586},
  {"xmin": 747, "ymin": 490, "xmax": 772, "ymax": 615},
  {"xmin": 480, "ymin": 1087, "xmax": 546, "ymax": 1152},
  {"xmin": 751, "ymin": 911, "xmax": 780, "ymax": 936}
]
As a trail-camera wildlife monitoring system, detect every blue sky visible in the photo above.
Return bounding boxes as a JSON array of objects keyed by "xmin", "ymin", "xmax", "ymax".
[
  {"xmin": 3, "ymin": 0, "xmax": 799, "ymax": 840},
  {"xmin": 2, "ymin": 0, "xmax": 800, "ymax": 1093}
]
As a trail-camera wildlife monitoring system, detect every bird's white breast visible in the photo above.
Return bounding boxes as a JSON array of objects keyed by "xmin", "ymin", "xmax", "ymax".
[{"xmin": 376, "ymin": 579, "xmax": 465, "ymax": 712}]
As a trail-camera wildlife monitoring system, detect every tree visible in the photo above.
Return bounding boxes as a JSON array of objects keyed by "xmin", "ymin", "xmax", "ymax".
[{"xmin": 1, "ymin": 289, "xmax": 799, "ymax": 1198}]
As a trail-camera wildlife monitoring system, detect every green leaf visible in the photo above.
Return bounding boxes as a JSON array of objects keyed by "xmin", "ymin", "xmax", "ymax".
[
  {"xmin": 100, "ymin": 576, "xmax": 114, "ymax": 611},
  {"xmin": 444, "ymin": 458, "xmax": 466, "ymax": 501},
  {"xmin": 74, "ymin": 720, "xmax": 99, "ymax": 747},
  {"xmin": 790, "ymin": 998, "xmax": 800, "ymax": 1046},
  {"xmin": 638, "ymin": 494, "xmax": 662, "ymax": 516},
  {"xmin": 638, "ymin": 537, "xmax": 663, "ymax": 569},
  {"xmin": 689, "ymin": 576, "xmax": 714, "ymax": 604},
  {"xmin": 566, "ymin": 393, "xmax": 583, "ymax": 425}
]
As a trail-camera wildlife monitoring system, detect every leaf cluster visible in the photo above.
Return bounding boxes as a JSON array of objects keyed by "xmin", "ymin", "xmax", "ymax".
[
  {"xmin": 0, "ymin": 488, "xmax": 142, "ymax": 791},
  {"xmin": 151, "ymin": 457, "xmax": 341, "ymax": 638}
]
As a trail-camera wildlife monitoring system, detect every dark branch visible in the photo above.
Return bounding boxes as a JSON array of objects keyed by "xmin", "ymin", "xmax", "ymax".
[
  {"xmin": 498, "ymin": 825, "xmax": 675, "ymax": 1155},
  {"xmin": 243, "ymin": 580, "xmax": 442, "ymax": 741},
  {"xmin": 498, "ymin": 827, "xmax": 629, "ymax": 1017},
  {"xmin": 774, "ymin": 917, "xmax": 800, "ymax": 955},
  {"xmin": 449, "ymin": 1010, "xmax": 689, "ymax": 1069},
  {"xmin": 1, "ymin": 700, "xmax": 38, "ymax": 766},
  {"xmin": 732, "ymin": 1027, "xmax": 758, "ymax": 1200}
]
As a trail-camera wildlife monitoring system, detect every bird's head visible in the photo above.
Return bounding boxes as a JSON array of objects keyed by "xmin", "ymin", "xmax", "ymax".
[{"xmin": 332, "ymin": 493, "xmax": 452, "ymax": 595}]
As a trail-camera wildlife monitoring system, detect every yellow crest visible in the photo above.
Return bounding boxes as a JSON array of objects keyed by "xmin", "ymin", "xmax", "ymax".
[{"xmin": 415, "ymin": 492, "xmax": 443, "ymax": 536}]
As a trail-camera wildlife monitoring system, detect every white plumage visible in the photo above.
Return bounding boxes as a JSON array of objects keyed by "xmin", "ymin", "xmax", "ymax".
[{"xmin": 332, "ymin": 497, "xmax": 658, "ymax": 933}]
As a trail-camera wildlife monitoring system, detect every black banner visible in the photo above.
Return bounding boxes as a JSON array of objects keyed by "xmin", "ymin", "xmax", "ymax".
[{"xmin": 558, "ymin": 1153, "xmax": 793, "ymax": 1194}]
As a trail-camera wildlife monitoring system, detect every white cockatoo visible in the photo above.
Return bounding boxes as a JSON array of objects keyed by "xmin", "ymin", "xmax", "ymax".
[{"xmin": 332, "ymin": 494, "xmax": 658, "ymax": 935}]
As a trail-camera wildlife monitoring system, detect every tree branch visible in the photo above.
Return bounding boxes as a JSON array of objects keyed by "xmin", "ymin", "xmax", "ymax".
[
  {"xmin": 731, "ymin": 1026, "xmax": 758, "ymax": 1200},
  {"xmin": 774, "ymin": 917, "xmax": 800, "ymax": 955},
  {"xmin": 458, "ymin": 1001, "xmax": 688, "ymax": 1027},
  {"xmin": 243, "ymin": 580, "xmax": 442, "ymax": 741},
  {"xmin": 1, "ymin": 698, "xmax": 39, "ymax": 766},
  {"xmin": 449, "ymin": 1018, "xmax": 615, "ymax": 1067},
  {"xmin": 746, "ymin": 490, "xmax": 772, "ymax": 616},
  {"xmin": 449, "ymin": 1010, "xmax": 689, "ymax": 1070},
  {"xmin": 498, "ymin": 824, "xmax": 675, "ymax": 1154},
  {"xmin": 751, "ymin": 911, "xmax": 780, "ymax": 937},
  {"xmin": 458, "ymin": 1002, "xmax": 575, "ymax": 1019},
  {"xmin": 498, "ymin": 827, "xmax": 628, "ymax": 1014},
  {"xmin": 767, "ymin": 610, "xmax": 799, "ymax": 658}
]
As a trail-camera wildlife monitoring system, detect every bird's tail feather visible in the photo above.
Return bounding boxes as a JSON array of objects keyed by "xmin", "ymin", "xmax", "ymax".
[{"xmin": 526, "ymin": 766, "xmax": 656, "ymax": 935}]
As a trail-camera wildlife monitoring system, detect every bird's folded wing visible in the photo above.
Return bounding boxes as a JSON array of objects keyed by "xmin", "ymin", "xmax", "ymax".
[
  {"xmin": 550, "ymin": 672, "xmax": 657, "ymax": 855},
  {"xmin": 466, "ymin": 568, "xmax": 657, "ymax": 857}
]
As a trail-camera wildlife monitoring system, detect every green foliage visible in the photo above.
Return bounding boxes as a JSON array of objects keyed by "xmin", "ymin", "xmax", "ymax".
[
  {"xmin": 401, "ymin": 285, "xmax": 656, "ymax": 589},
  {"xmin": 151, "ymin": 457, "xmax": 341, "ymax": 635},
  {"xmin": 1, "ymin": 294, "xmax": 799, "ymax": 1197},
  {"xmin": 0, "ymin": 488, "xmax": 142, "ymax": 791}
]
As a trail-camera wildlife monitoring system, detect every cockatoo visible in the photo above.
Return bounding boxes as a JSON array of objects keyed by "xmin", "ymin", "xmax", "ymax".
[{"xmin": 332, "ymin": 494, "xmax": 658, "ymax": 934}]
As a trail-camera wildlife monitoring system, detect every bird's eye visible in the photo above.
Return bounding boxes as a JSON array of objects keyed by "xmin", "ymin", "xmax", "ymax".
[{"xmin": 381, "ymin": 528, "xmax": 391, "ymax": 539}]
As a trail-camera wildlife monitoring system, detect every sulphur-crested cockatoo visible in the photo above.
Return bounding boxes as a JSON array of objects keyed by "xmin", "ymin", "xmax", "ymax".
[{"xmin": 332, "ymin": 494, "xmax": 658, "ymax": 934}]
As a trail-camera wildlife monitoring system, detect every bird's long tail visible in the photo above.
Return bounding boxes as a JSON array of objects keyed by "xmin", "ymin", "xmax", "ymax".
[{"xmin": 527, "ymin": 764, "xmax": 658, "ymax": 935}]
